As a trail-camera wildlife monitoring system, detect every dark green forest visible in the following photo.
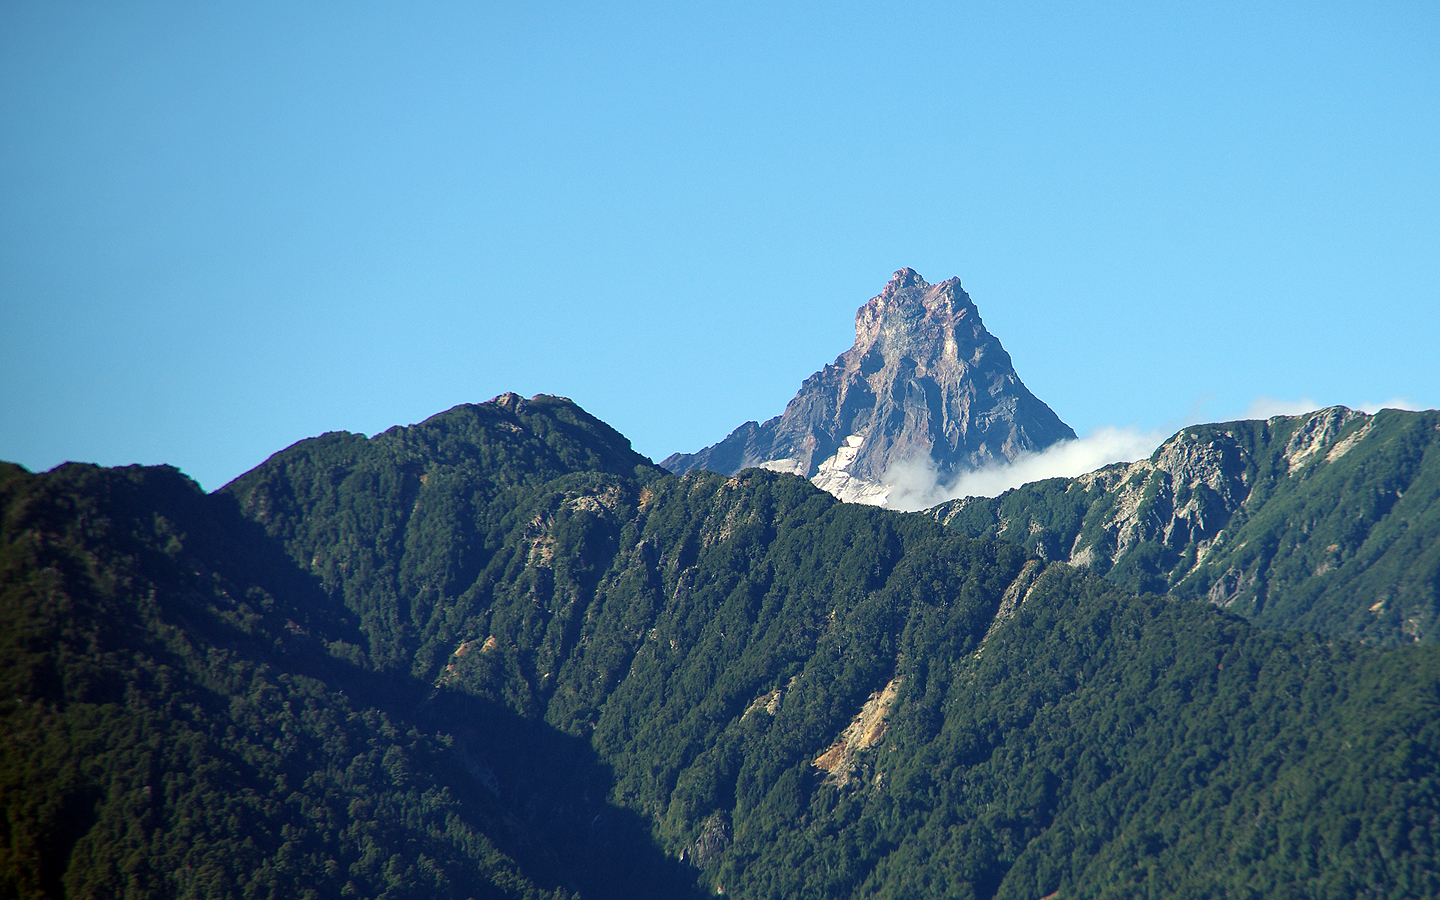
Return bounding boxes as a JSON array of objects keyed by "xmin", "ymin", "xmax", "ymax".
[{"xmin": 5, "ymin": 394, "xmax": 1440, "ymax": 898}]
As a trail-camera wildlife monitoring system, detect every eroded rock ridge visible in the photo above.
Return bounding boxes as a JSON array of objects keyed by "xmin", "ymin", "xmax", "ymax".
[{"xmin": 661, "ymin": 268, "xmax": 1076, "ymax": 504}]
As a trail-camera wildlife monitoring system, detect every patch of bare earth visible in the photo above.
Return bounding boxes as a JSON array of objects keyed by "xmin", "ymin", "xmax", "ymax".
[{"xmin": 813, "ymin": 675, "xmax": 902, "ymax": 785}]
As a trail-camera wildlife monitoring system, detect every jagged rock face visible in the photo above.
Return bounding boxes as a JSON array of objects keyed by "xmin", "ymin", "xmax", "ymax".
[{"xmin": 662, "ymin": 268, "xmax": 1076, "ymax": 504}]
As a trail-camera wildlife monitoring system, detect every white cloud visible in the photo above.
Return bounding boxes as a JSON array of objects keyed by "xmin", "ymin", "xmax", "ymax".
[
  {"xmin": 1359, "ymin": 397, "xmax": 1417, "ymax": 413},
  {"xmin": 881, "ymin": 426, "xmax": 1166, "ymax": 512},
  {"xmin": 1244, "ymin": 396, "xmax": 1323, "ymax": 419},
  {"xmin": 1244, "ymin": 395, "xmax": 1421, "ymax": 419}
]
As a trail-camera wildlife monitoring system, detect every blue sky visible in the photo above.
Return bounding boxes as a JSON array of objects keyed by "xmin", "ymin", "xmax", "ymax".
[{"xmin": 3, "ymin": 1, "xmax": 1437, "ymax": 491}]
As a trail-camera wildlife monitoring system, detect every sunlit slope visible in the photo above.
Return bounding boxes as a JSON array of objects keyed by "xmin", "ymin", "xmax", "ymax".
[{"xmin": 933, "ymin": 406, "xmax": 1440, "ymax": 644}]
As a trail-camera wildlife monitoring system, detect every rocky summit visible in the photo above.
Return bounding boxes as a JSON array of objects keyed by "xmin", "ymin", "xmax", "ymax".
[{"xmin": 661, "ymin": 268, "xmax": 1076, "ymax": 505}]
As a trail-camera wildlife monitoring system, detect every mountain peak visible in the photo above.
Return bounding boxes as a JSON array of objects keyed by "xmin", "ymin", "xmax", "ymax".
[
  {"xmin": 662, "ymin": 270, "xmax": 1075, "ymax": 506},
  {"xmin": 883, "ymin": 267, "xmax": 929, "ymax": 295},
  {"xmin": 491, "ymin": 391, "xmax": 526, "ymax": 412},
  {"xmin": 856, "ymin": 272, "xmax": 981, "ymax": 360}
]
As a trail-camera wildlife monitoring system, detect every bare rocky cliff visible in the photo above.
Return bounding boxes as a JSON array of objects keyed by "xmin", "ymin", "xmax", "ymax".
[{"xmin": 662, "ymin": 268, "xmax": 1076, "ymax": 504}]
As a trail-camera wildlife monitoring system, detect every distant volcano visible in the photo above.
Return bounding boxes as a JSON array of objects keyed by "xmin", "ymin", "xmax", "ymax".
[{"xmin": 661, "ymin": 268, "xmax": 1075, "ymax": 504}]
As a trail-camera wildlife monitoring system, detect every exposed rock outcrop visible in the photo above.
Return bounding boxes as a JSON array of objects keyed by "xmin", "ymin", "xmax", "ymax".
[
  {"xmin": 663, "ymin": 269, "xmax": 1075, "ymax": 505},
  {"xmin": 1026, "ymin": 407, "xmax": 1368, "ymax": 580},
  {"xmin": 928, "ymin": 405, "xmax": 1440, "ymax": 644}
]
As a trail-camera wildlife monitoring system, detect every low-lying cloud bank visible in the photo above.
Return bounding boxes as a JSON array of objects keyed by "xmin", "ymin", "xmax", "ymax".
[
  {"xmin": 880, "ymin": 397, "xmax": 1426, "ymax": 513},
  {"xmin": 882, "ymin": 426, "xmax": 1167, "ymax": 512}
]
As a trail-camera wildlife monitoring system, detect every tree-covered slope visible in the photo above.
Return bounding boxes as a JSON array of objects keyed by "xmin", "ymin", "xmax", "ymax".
[
  {"xmin": 0, "ymin": 460, "xmax": 694, "ymax": 900},
  {"xmin": 220, "ymin": 392, "xmax": 664, "ymax": 672},
  {"xmin": 222, "ymin": 405, "xmax": 1039, "ymax": 878},
  {"xmin": 931, "ymin": 406, "xmax": 1440, "ymax": 644},
  {"xmin": 455, "ymin": 472, "xmax": 1440, "ymax": 899},
  {"xmin": 9, "ymin": 395, "xmax": 1440, "ymax": 898},
  {"xmin": 215, "ymin": 395, "xmax": 1440, "ymax": 897}
]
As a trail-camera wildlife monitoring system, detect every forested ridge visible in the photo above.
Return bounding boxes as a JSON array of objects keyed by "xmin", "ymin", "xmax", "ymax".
[
  {"xmin": 932, "ymin": 406, "xmax": 1440, "ymax": 645},
  {"xmin": 5, "ymin": 394, "xmax": 1440, "ymax": 898}
]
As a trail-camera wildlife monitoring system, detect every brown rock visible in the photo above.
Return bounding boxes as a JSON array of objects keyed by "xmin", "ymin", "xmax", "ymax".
[{"xmin": 663, "ymin": 269, "xmax": 1075, "ymax": 497}]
